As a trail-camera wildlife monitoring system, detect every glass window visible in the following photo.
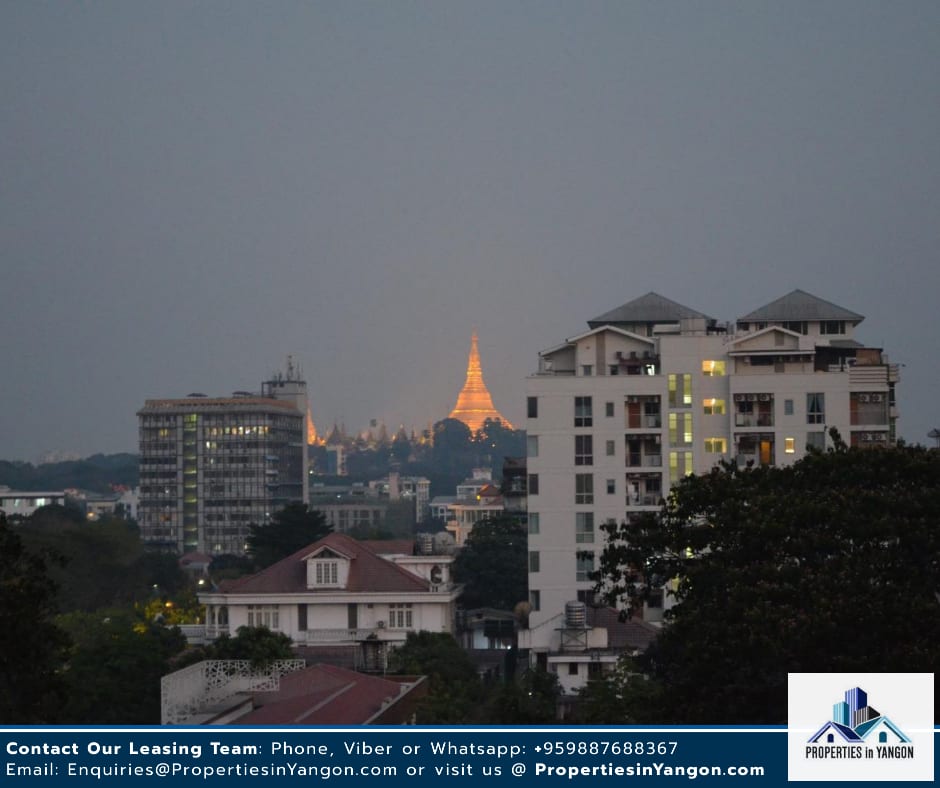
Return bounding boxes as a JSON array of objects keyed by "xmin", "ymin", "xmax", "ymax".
[
  {"xmin": 574, "ymin": 396, "xmax": 593, "ymax": 427},
  {"xmin": 606, "ymin": 439, "xmax": 615, "ymax": 456},
  {"xmin": 702, "ymin": 360, "xmax": 725, "ymax": 376},
  {"xmin": 389, "ymin": 604, "xmax": 413, "ymax": 629},
  {"xmin": 527, "ymin": 396, "xmax": 538, "ymax": 419},
  {"xmin": 527, "ymin": 435, "xmax": 539, "ymax": 458},
  {"xmin": 807, "ymin": 393, "xmax": 825, "ymax": 424},
  {"xmin": 820, "ymin": 321, "xmax": 845, "ymax": 335},
  {"xmin": 576, "ymin": 552, "xmax": 595, "ymax": 582},
  {"xmin": 703, "ymin": 398, "xmax": 726, "ymax": 416},
  {"xmin": 606, "ymin": 478, "xmax": 615, "ymax": 495},
  {"xmin": 529, "ymin": 551, "xmax": 540, "ymax": 573},
  {"xmin": 576, "ymin": 512, "xmax": 594, "ymax": 543},
  {"xmin": 527, "ymin": 512, "xmax": 540, "ymax": 535},
  {"xmin": 785, "ymin": 437, "xmax": 796, "ymax": 454},
  {"xmin": 315, "ymin": 561, "xmax": 338, "ymax": 585},
  {"xmin": 582, "ymin": 365, "xmax": 593, "ymax": 376},
  {"xmin": 575, "ymin": 474, "xmax": 593, "ymax": 504},
  {"xmin": 704, "ymin": 438, "xmax": 727, "ymax": 453},
  {"xmin": 806, "ymin": 432, "xmax": 826, "ymax": 451},
  {"xmin": 575, "ymin": 435, "xmax": 593, "ymax": 465},
  {"xmin": 529, "ymin": 590, "xmax": 540, "ymax": 611},
  {"xmin": 605, "ymin": 401, "xmax": 614, "ymax": 418},
  {"xmin": 784, "ymin": 399, "xmax": 794, "ymax": 416},
  {"xmin": 528, "ymin": 474, "xmax": 539, "ymax": 495}
]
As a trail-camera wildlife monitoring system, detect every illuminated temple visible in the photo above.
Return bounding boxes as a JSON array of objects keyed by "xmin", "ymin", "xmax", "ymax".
[{"xmin": 448, "ymin": 332, "xmax": 512, "ymax": 433}]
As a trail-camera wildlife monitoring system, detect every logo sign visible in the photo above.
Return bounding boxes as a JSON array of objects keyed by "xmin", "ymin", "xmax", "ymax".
[{"xmin": 788, "ymin": 673, "xmax": 934, "ymax": 782}]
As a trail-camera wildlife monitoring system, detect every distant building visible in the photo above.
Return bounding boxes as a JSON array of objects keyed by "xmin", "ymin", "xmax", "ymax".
[
  {"xmin": 449, "ymin": 332, "xmax": 512, "ymax": 432},
  {"xmin": 522, "ymin": 290, "xmax": 900, "ymax": 691},
  {"xmin": 0, "ymin": 487, "xmax": 68, "ymax": 519},
  {"xmin": 137, "ymin": 362, "xmax": 307, "ymax": 554}
]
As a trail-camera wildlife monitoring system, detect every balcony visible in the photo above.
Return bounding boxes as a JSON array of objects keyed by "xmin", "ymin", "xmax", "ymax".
[
  {"xmin": 299, "ymin": 628, "xmax": 396, "ymax": 645},
  {"xmin": 626, "ymin": 453, "xmax": 662, "ymax": 468},
  {"xmin": 734, "ymin": 414, "xmax": 774, "ymax": 428}
]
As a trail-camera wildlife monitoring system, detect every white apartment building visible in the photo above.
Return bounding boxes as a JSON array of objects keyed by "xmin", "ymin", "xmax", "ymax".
[{"xmin": 521, "ymin": 291, "xmax": 899, "ymax": 680}]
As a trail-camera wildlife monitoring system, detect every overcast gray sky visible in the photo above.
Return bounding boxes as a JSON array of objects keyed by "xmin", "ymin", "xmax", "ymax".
[{"xmin": 2, "ymin": 2, "xmax": 938, "ymax": 462}]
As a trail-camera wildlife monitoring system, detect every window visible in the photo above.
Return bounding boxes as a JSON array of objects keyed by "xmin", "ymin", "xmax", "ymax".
[
  {"xmin": 315, "ymin": 561, "xmax": 338, "ymax": 585},
  {"xmin": 606, "ymin": 478, "xmax": 615, "ymax": 495},
  {"xmin": 605, "ymin": 439, "xmax": 615, "ymax": 456},
  {"xmin": 527, "ymin": 396, "xmax": 538, "ymax": 418},
  {"xmin": 574, "ymin": 396, "xmax": 593, "ymax": 427},
  {"xmin": 247, "ymin": 605, "xmax": 279, "ymax": 630},
  {"xmin": 806, "ymin": 432, "xmax": 826, "ymax": 451},
  {"xmin": 702, "ymin": 360, "xmax": 725, "ymax": 376},
  {"xmin": 529, "ymin": 590, "xmax": 540, "ymax": 611},
  {"xmin": 783, "ymin": 321, "xmax": 808, "ymax": 334},
  {"xmin": 703, "ymin": 398, "xmax": 726, "ymax": 416},
  {"xmin": 668, "ymin": 374, "xmax": 692, "ymax": 407},
  {"xmin": 576, "ymin": 512, "xmax": 594, "ymax": 543},
  {"xmin": 820, "ymin": 321, "xmax": 845, "ymax": 335},
  {"xmin": 529, "ymin": 551, "xmax": 540, "ymax": 573},
  {"xmin": 646, "ymin": 589, "xmax": 664, "ymax": 609},
  {"xmin": 575, "ymin": 473, "xmax": 594, "ymax": 504},
  {"xmin": 568, "ymin": 663, "xmax": 579, "ymax": 676},
  {"xmin": 582, "ymin": 365, "xmax": 593, "ymax": 376},
  {"xmin": 669, "ymin": 413, "xmax": 693, "ymax": 446},
  {"xmin": 527, "ymin": 435, "xmax": 539, "ymax": 458},
  {"xmin": 704, "ymin": 438, "xmax": 727, "ymax": 453},
  {"xmin": 784, "ymin": 399, "xmax": 794, "ymax": 416},
  {"xmin": 575, "ymin": 435, "xmax": 593, "ymax": 465},
  {"xmin": 297, "ymin": 604, "xmax": 307, "ymax": 631},
  {"xmin": 528, "ymin": 474, "xmax": 539, "ymax": 495},
  {"xmin": 807, "ymin": 393, "xmax": 825, "ymax": 424},
  {"xmin": 576, "ymin": 552, "xmax": 595, "ymax": 582},
  {"xmin": 605, "ymin": 401, "xmax": 614, "ymax": 418},
  {"xmin": 785, "ymin": 437, "xmax": 796, "ymax": 454},
  {"xmin": 388, "ymin": 604, "xmax": 413, "ymax": 629},
  {"xmin": 669, "ymin": 451, "xmax": 693, "ymax": 483},
  {"xmin": 527, "ymin": 512, "xmax": 540, "ymax": 535}
]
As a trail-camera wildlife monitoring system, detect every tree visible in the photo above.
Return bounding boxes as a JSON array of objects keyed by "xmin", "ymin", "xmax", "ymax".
[
  {"xmin": 246, "ymin": 502, "xmax": 332, "ymax": 569},
  {"xmin": 56, "ymin": 609, "xmax": 187, "ymax": 724},
  {"xmin": 488, "ymin": 668, "xmax": 561, "ymax": 724},
  {"xmin": 388, "ymin": 631, "xmax": 483, "ymax": 723},
  {"xmin": 0, "ymin": 515, "xmax": 70, "ymax": 723},
  {"xmin": 593, "ymin": 438, "xmax": 940, "ymax": 723},
  {"xmin": 173, "ymin": 625, "xmax": 296, "ymax": 670},
  {"xmin": 452, "ymin": 516, "xmax": 528, "ymax": 610}
]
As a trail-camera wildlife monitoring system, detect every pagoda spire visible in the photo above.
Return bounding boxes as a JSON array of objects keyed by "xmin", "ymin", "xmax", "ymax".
[{"xmin": 448, "ymin": 332, "xmax": 512, "ymax": 432}]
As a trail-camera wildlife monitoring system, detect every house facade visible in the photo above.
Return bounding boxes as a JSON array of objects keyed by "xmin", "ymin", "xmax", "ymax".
[{"xmin": 198, "ymin": 533, "xmax": 461, "ymax": 664}]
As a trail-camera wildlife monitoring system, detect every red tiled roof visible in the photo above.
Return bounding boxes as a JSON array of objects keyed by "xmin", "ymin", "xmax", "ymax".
[
  {"xmin": 233, "ymin": 664, "xmax": 417, "ymax": 725},
  {"xmin": 220, "ymin": 532, "xmax": 429, "ymax": 594}
]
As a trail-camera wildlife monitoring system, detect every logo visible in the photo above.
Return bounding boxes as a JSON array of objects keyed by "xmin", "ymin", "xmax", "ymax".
[
  {"xmin": 788, "ymin": 673, "xmax": 934, "ymax": 782},
  {"xmin": 807, "ymin": 686, "xmax": 911, "ymax": 756}
]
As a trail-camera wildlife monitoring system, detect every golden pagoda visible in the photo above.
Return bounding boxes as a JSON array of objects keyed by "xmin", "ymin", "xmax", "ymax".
[{"xmin": 448, "ymin": 332, "xmax": 512, "ymax": 433}]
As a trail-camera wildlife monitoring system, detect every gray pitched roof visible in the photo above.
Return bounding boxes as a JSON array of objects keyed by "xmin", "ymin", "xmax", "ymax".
[
  {"xmin": 739, "ymin": 289, "xmax": 863, "ymax": 323},
  {"xmin": 588, "ymin": 292, "xmax": 712, "ymax": 327}
]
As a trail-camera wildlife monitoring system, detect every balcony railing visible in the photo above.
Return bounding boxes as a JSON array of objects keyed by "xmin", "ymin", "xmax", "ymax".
[
  {"xmin": 734, "ymin": 414, "xmax": 774, "ymax": 428},
  {"xmin": 299, "ymin": 628, "xmax": 394, "ymax": 644},
  {"xmin": 626, "ymin": 454, "xmax": 662, "ymax": 468}
]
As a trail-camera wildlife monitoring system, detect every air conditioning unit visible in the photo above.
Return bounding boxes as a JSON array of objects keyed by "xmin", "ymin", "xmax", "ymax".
[
  {"xmin": 627, "ymin": 396, "xmax": 639, "ymax": 403},
  {"xmin": 376, "ymin": 620, "xmax": 386, "ymax": 629},
  {"xmin": 759, "ymin": 394, "xmax": 771, "ymax": 402},
  {"xmin": 871, "ymin": 393, "xmax": 883, "ymax": 402},
  {"xmin": 747, "ymin": 393, "xmax": 758, "ymax": 402},
  {"xmin": 858, "ymin": 394, "xmax": 870, "ymax": 403},
  {"xmin": 734, "ymin": 393, "xmax": 745, "ymax": 402}
]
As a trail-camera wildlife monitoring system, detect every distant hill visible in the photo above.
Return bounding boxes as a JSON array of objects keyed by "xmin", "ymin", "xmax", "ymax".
[{"xmin": 0, "ymin": 454, "xmax": 139, "ymax": 494}]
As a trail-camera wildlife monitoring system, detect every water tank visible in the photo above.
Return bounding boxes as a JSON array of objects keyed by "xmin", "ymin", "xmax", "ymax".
[
  {"xmin": 416, "ymin": 533, "xmax": 434, "ymax": 555},
  {"xmin": 564, "ymin": 600, "xmax": 587, "ymax": 629}
]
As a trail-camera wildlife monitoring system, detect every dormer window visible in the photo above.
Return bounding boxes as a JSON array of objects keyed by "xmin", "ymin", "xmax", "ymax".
[
  {"xmin": 315, "ymin": 560, "xmax": 338, "ymax": 585},
  {"xmin": 305, "ymin": 546, "xmax": 350, "ymax": 589}
]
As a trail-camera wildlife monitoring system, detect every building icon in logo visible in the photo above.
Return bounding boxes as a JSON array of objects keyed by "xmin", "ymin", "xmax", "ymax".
[{"xmin": 808, "ymin": 687, "xmax": 911, "ymax": 745}]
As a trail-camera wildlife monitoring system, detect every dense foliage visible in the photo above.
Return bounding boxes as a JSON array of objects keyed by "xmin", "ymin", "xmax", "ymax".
[
  {"xmin": 593, "ymin": 436, "xmax": 940, "ymax": 723},
  {"xmin": 246, "ymin": 502, "xmax": 332, "ymax": 569},
  {"xmin": 452, "ymin": 516, "xmax": 528, "ymax": 610}
]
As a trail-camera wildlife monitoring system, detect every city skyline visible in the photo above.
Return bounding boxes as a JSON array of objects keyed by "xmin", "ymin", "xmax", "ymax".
[{"xmin": 3, "ymin": 3, "xmax": 939, "ymax": 461}]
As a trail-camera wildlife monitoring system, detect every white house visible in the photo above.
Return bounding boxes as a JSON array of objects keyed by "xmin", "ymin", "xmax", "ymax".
[{"xmin": 198, "ymin": 533, "xmax": 462, "ymax": 658}]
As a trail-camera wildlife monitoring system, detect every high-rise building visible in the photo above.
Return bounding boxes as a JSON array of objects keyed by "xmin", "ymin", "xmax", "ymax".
[
  {"xmin": 449, "ymin": 332, "xmax": 512, "ymax": 432},
  {"xmin": 522, "ymin": 291, "xmax": 899, "ymax": 676},
  {"xmin": 138, "ymin": 363, "xmax": 308, "ymax": 555}
]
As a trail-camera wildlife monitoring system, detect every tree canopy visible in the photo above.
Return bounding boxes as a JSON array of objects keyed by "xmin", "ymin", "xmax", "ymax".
[
  {"xmin": 593, "ymin": 437, "xmax": 940, "ymax": 724},
  {"xmin": 452, "ymin": 516, "xmax": 528, "ymax": 611},
  {"xmin": 246, "ymin": 502, "xmax": 332, "ymax": 569},
  {"xmin": 0, "ymin": 515, "xmax": 70, "ymax": 723}
]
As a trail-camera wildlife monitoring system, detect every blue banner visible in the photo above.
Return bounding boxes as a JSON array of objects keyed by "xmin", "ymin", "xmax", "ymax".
[{"xmin": 2, "ymin": 727, "xmax": 937, "ymax": 786}]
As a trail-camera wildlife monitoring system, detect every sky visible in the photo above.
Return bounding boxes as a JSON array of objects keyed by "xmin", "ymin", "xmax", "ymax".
[{"xmin": 2, "ymin": 2, "xmax": 938, "ymax": 462}]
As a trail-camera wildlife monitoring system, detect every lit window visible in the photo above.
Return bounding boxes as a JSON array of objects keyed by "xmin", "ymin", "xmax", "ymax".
[
  {"xmin": 785, "ymin": 438, "xmax": 796, "ymax": 454},
  {"xmin": 704, "ymin": 438, "xmax": 727, "ymax": 454},
  {"xmin": 702, "ymin": 360, "xmax": 726, "ymax": 377},
  {"xmin": 703, "ymin": 398, "xmax": 726, "ymax": 416}
]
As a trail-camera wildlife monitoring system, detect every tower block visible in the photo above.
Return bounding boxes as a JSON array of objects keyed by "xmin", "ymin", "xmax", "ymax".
[{"xmin": 448, "ymin": 332, "xmax": 512, "ymax": 433}]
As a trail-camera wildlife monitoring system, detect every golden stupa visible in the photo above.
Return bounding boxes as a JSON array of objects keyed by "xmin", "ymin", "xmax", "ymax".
[{"xmin": 448, "ymin": 332, "xmax": 512, "ymax": 433}]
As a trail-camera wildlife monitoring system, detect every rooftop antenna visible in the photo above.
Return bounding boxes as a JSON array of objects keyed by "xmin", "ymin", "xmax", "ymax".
[{"xmin": 928, "ymin": 428, "xmax": 940, "ymax": 449}]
